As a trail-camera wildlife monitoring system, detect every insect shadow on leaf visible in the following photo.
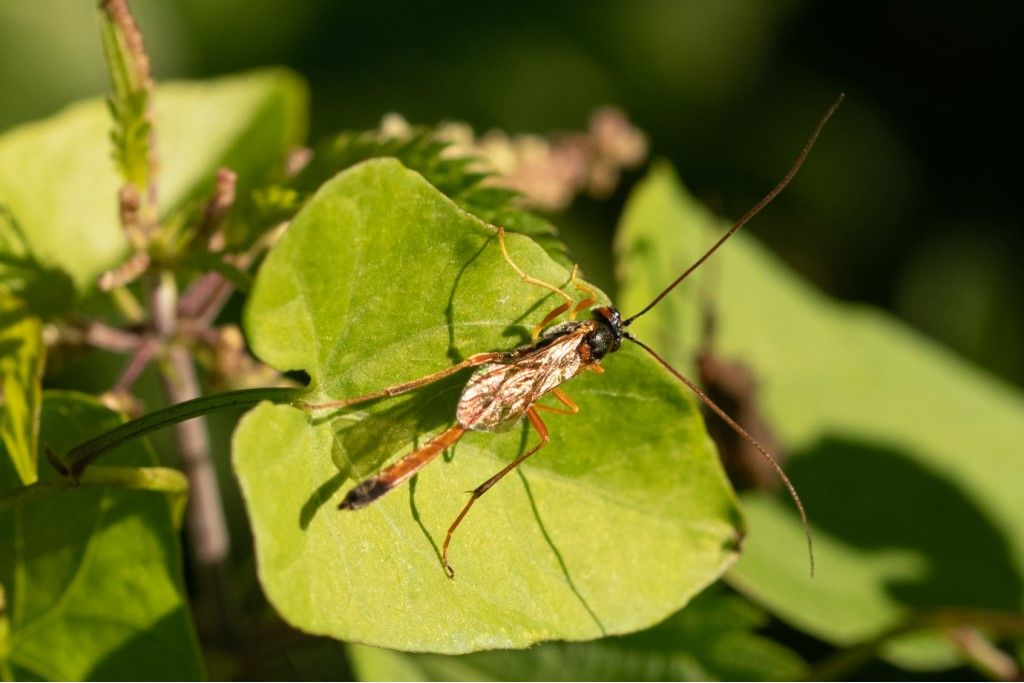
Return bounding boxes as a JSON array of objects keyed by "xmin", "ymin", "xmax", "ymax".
[{"xmin": 516, "ymin": 463, "xmax": 607, "ymax": 634}]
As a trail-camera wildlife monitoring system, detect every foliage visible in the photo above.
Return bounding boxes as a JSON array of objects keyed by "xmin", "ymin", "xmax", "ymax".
[
  {"xmin": 0, "ymin": 393, "xmax": 200, "ymax": 680},
  {"xmin": 615, "ymin": 164, "xmax": 1024, "ymax": 671},
  {"xmin": 0, "ymin": 3, "xmax": 1022, "ymax": 680},
  {"xmin": 347, "ymin": 587, "xmax": 806, "ymax": 681},
  {"xmin": 236, "ymin": 159, "xmax": 739, "ymax": 652},
  {"xmin": 0, "ymin": 294, "xmax": 43, "ymax": 487},
  {"xmin": 289, "ymin": 126, "xmax": 570, "ymax": 265}
]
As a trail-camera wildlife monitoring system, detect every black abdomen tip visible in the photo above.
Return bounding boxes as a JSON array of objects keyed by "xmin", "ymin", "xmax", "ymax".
[{"xmin": 338, "ymin": 478, "xmax": 392, "ymax": 510}]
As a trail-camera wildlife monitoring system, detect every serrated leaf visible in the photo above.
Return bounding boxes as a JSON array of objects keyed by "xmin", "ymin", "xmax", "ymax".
[
  {"xmin": 290, "ymin": 126, "xmax": 571, "ymax": 266},
  {"xmin": 615, "ymin": 163, "xmax": 1024, "ymax": 669},
  {"xmin": 0, "ymin": 293, "xmax": 43, "ymax": 488},
  {"xmin": 0, "ymin": 69, "xmax": 307, "ymax": 293},
  {"xmin": 293, "ymin": 128, "xmax": 509, "ymax": 212},
  {"xmin": 349, "ymin": 587, "xmax": 805, "ymax": 681},
  {"xmin": 235, "ymin": 158, "xmax": 741, "ymax": 653},
  {"xmin": 0, "ymin": 391, "xmax": 202, "ymax": 680}
]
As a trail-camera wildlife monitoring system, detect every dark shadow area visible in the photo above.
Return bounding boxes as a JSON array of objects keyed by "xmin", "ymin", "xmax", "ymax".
[
  {"xmin": 0, "ymin": 206, "xmax": 76, "ymax": 318},
  {"xmin": 518, "ymin": 468, "xmax": 606, "ymax": 635},
  {"xmin": 87, "ymin": 607, "xmax": 203, "ymax": 681},
  {"xmin": 785, "ymin": 435, "xmax": 1022, "ymax": 611},
  {"xmin": 444, "ymin": 236, "xmax": 491, "ymax": 364},
  {"xmin": 298, "ymin": 471, "xmax": 346, "ymax": 530},
  {"xmin": 0, "ymin": 302, "xmax": 31, "ymax": 332},
  {"xmin": 0, "ymin": 336, "xmax": 22, "ymax": 357},
  {"xmin": 514, "ymin": 420, "xmax": 605, "ymax": 635},
  {"xmin": 326, "ymin": 375, "xmax": 465, "ymax": 478},
  {"xmin": 408, "ymin": 474, "xmax": 443, "ymax": 566}
]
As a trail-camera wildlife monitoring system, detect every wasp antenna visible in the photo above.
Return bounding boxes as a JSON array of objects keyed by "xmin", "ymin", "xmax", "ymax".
[
  {"xmin": 624, "ymin": 332, "xmax": 815, "ymax": 577},
  {"xmin": 623, "ymin": 93, "xmax": 844, "ymax": 328}
]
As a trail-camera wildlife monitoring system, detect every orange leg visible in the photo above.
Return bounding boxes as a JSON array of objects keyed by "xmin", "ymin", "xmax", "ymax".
[
  {"xmin": 296, "ymin": 351, "xmax": 503, "ymax": 412},
  {"xmin": 339, "ymin": 424, "xmax": 467, "ymax": 510},
  {"xmin": 441, "ymin": 405, "xmax": 550, "ymax": 577},
  {"xmin": 497, "ymin": 227, "xmax": 573, "ymax": 310},
  {"xmin": 498, "ymin": 227, "xmax": 579, "ymax": 340},
  {"xmin": 571, "ymin": 280, "xmax": 597, "ymax": 319},
  {"xmin": 530, "ymin": 301, "xmax": 572, "ymax": 340},
  {"xmin": 535, "ymin": 387, "xmax": 580, "ymax": 415},
  {"xmin": 542, "ymin": 264, "xmax": 598, "ymax": 324}
]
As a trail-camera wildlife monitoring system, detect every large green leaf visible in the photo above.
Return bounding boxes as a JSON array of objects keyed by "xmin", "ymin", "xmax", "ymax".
[
  {"xmin": 0, "ymin": 206, "xmax": 76, "ymax": 319},
  {"xmin": 291, "ymin": 127, "xmax": 570, "ymax": 266},
  {"xmin": 0, "ymin": 68, "xmax": 307, "ymax": 293},
  {"xmin": 615, "ymin": 163, "xmax": 1024, "ymax": 668},
  {"xmin": 348, "ymin": 587, "xmax": 805, "ymax": 681},
  {"xmin": 0, "ymin": 391, "xmax": 202, "ymax": 680},
  {"xmin": 0, "ymin": 294, "xmax": 43, "ymax": 488},
  {"xmin": 235, "ymin": 158, "xmax": 741, "ymax": 653}
]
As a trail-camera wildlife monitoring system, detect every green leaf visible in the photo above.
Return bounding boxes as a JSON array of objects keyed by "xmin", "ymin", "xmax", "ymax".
[
  {"xmin": 290, "ymin": 126, "xmax": 571, "ymax": 266},
  {"xmin": 0, "ymin": 391, "xmax": 202, "ymax": 680},
  {"xmin": 0, "ymin": 68, "xmax": 307, "ymax": 293},
  {"xmin": 615, "ymin": 163, "xmax": 1024, "ymax": 669},
  {"xmin": 349, "ymin": 587, "xmax": 805, "ymax": 681},
  {"xmin": 235, "ymin": 158, "xmax": 741, "ymax": 653},
  {"xmin": 0, "ymin": 206, "xmax": 75, "ymax": 318},
  {"xmin": 0, "ymin": 293, "xmax": 43, "ymax": 488}
]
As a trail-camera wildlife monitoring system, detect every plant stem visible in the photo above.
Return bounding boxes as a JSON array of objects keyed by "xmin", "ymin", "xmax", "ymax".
[
  {"xmin": 144, "ymin": 267, "xmax": 230, "ymax": 576},
  {"xmin": 0, "ymin": 466, "xmax": 188, "ymax": 517},
  {"xmin": 161, "ymin": 349, "xmax": 225, "ymax": 563},
  {"xmin": 62, "ymin": 387, "xmax": 297, "ymax": 477},
  {"xmin": 112, "ymin": 334, "xmax": 159, "ymax": 393}
]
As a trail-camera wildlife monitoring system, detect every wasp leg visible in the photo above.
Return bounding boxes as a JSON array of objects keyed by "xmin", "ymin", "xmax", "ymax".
[
  {"xmin": 339, "ymin": 424, "xmax": 467, "ymax": 510},
  {"xmin": 497, "ymin": 227, "xmax": 577, "ymax": 340},
  {"xmin": 571, "ymin": 280, "xmax": 597, "ymax": 320},
  {"xmin": 559, "ymin": 263, "xmax": 597, "ymax": 322},
  {"xmin": 535, "ymin": 387, "xmax": 580, "ymax": 415},
  {"xmin": 297, "ymin": 352, "xmax": 503, "ymax": 412},
  {"xmin": 442, "ymin": 405, "xmax": 550, "ymax": 578}
]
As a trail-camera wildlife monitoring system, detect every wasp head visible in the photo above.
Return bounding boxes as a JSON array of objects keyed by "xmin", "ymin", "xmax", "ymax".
[{"xmin": 588, "ymin": 306, "xmax": 623, "ymax": 359}]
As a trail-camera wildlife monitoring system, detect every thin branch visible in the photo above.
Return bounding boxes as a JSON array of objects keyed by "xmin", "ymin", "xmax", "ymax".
[
  {"xmin": 196, "ymin": 168, "xmax": 237, "ymax": 249},
  {"xmin": 83, "ymin": 321, "xmax": 144, "ymax": 352},
  {"xmin": 111, "ymin": 334, "xmax": 159, "ymax": 393},
  {"xmin": 61, "ymin": 387, "xmax": 298, "ymax": 477},
  {"xmin": 178, "ymin": 221, "xmax": 289, "ymax": 326}
]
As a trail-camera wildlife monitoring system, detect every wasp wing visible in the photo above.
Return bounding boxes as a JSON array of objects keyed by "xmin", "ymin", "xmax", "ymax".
[{"xmin": 456, "ymin": 326, "xmax": 592, "ymax": 431}]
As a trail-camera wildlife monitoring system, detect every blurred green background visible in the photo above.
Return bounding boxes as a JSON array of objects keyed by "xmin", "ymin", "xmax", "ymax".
[
  {"xmin": 3, "ymin": 2, "xmax": 1023, "ymax": 679},
  {"xmin": 2, "ymin": 0, "xmax": 1020, "ymax": 389}
]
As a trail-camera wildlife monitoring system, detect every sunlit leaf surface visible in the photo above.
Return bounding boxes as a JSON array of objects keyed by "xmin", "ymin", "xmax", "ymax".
[
  {"xmin": 0, "ymin": 294, "xmax": 43, "ymax": 488},
  {"xmin": 0, "ymin": 69, "xmax": 306, "ymax": 292},
  {"xmin": 0, "ymin": 392, "xmax": 201, "ymax": 680},
  {"xmin": 235, "ymin": 159, "xmax": 741, "ymax": 652}
]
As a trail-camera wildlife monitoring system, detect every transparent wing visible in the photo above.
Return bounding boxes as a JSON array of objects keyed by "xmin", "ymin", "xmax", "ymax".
[{"xmin": 457, "ymin": 328, "xmax": 589, "ymax": 430}]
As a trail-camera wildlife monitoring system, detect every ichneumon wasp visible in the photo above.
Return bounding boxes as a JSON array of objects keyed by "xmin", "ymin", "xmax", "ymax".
[{"xmin": 301, "ymin": 95, "xmax": 844, "ymax": 577}]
